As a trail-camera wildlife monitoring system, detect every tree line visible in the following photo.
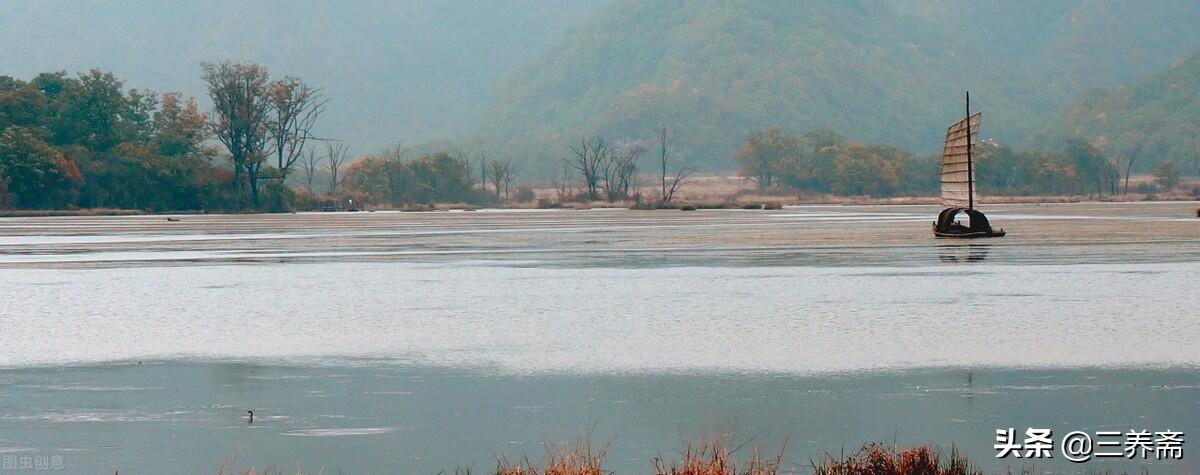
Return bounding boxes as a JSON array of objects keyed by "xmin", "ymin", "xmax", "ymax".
[
  {"xmin": 0, "ymin": 65, "xmax": 537, "ymax": 212},
  {"xmin": 2, "ymin": 65, "xmax": 1189, "ymax": 212},
  {"xmin": 0, "ymin": 70, "xmax": 219, "ymax": 210},
  {"xmin": 0, "ymin": 63, "xmax": 329, "ymax": 212},
  {"xmin": 732, "ymin": 128, "xmax": 1188, "ymax": 198}
]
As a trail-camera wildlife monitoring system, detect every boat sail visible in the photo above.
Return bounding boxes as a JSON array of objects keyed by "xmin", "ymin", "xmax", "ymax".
[
  {"xmin": 940, "ymin": 112, "xmax": 981, "ymax": 208},
  {"xmin": 932, "ymin": 92, "xmax": 1005, "ymax": 238}
]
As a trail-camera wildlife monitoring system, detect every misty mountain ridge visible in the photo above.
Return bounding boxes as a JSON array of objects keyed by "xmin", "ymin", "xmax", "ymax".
[
  {"xmin": 478, "ymin": 0, "xmax": 1200, "ymax": 171},
  {"xmin": 4, "ymin": 1, "xmax": 1200, "ymax": 173},
  {"xmin": 1036, "ymin": 50, "xmax": 1200, "ymax": 172}
]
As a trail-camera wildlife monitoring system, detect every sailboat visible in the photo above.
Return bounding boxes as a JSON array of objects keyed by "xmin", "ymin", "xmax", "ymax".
[{"xmin": 932, "ymin": 92, "xmax": 1005, "ymax": 238}]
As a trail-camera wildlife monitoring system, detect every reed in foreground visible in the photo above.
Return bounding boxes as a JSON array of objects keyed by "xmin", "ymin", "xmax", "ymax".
[
  {"xmin": 490, "ymin": 437, "xmax": 609, "ymax": 475},
  {"xmin": 811, "ymin": 443, "xmax": 977, "ymax": 475},
  {"xmin": 213, "ymin": 439, "xmax": 1156, "ymax": 475},
  {"xmin": 652, "ymin": 436, "xmax": 790, "ymax": 475}
]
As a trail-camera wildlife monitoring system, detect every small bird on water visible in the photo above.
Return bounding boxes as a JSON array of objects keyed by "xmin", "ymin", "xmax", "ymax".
[{"xmin": 246, "ymin": 410, "xmax": 254, "ymax": 424}]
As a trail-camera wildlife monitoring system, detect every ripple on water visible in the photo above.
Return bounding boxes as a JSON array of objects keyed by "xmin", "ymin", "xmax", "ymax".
[{"xmin": 280, "ymin": 427, "xmax": 400, "ymax": 437}]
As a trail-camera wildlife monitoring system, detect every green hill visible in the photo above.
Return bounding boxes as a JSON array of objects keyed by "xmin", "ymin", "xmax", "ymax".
[
  {"xmin": 478, "ymin": 0, "xmax": 1200, "ymax": 172},
  {"xmin": 1035, "ymin": 50, "xmax": 1200, "ymax": 174}
]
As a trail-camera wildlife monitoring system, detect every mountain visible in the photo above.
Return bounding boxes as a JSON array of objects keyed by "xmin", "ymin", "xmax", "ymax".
[
  {"xmin": 0, "ymin": 0, "xmax": 607, "ymax": 152},
  {"xmin": 1035, "ymin": 49, "xmax": 1200, "ymax": 173},
  {"xmin": 478, "ymin": 0, "xmax": 1200, "ymax": 172}
]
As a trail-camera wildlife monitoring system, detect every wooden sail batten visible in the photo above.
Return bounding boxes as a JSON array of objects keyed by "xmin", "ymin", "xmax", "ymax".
[
  {"xmin": 941, "ymin": 160, "xmax": 975, "ymax": 169},
  {"xmin": 940, "ymin": 110, "xmax": 981, "ymax": 207}
]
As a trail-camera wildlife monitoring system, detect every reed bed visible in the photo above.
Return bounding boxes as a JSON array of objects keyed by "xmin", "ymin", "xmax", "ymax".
[
  {"xmin": 810, "ymin": 443, "xmax": 976, "ymax": 475},
  {"xmin": 209, "ymin": 438, "xmax": 1155, "ymax": 475}
]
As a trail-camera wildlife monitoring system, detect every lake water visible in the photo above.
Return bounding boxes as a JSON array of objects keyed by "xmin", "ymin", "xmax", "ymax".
[{"xmin": 1, "ymin": 203, "xmax": 1198, "ymax": 473}]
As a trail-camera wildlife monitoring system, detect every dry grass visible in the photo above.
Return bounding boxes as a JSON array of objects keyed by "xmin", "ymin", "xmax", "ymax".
[
  {"xmin": 522, "ymin": 175, "xmax": 1200, "ymax": 209},
  {"xmin": 811, "ymin": 443, "xmax": 976, "ymax": 475},
  {"xmin": 652, "ymin": 436, "xmax": 790, "ymax": 475},
  {"xmin": 215, "ymin": 460, "xmax": 317, "ymax": 475},
  {"xmin": 487, "ymin": 437, "xmax": 610, "ymax": 475},
  {"xmin": 208, "ymin": 438, "xmax": 1159, "ymax": 475}
]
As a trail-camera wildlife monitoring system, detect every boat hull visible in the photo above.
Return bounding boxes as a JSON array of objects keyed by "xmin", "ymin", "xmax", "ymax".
[
  {"xmin": 932, "ymin": 207, "xmax": 1005, "ymax": 239},
  {"xmin": 932, "ymin": 224, "xmax": 1006, "ymax": 239}
]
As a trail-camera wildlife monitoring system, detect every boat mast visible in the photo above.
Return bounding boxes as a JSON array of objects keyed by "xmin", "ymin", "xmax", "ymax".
[{"xmin": 965, "ymin": 91, "xmax": 974, "ymax": 210}]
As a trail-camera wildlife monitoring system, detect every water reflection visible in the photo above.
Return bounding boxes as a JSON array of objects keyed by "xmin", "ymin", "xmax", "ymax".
[{"xmin": 937, "ymin": 244, "xmax": 990, "ymax": 263}]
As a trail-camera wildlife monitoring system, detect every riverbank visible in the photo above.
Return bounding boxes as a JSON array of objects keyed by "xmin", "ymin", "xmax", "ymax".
[{"xmin": 4, "ymin": 176, "xmax": 1198, "ymax": 216}]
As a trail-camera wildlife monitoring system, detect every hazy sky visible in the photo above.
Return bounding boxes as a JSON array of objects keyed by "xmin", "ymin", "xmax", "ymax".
[{"xmin": 0, "ymin": 0, "xmax": 608, "ymax": 151}]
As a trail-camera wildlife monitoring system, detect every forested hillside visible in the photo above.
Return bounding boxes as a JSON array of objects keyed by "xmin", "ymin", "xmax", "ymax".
[
  {"xmin": 479, "ymin": 0, "xmax": 1200, "ymax": 172},
  {"xmin": 1035, "ymin": 49, "xmax": 1200, "ymax": 174},
  {"xmin": 0, "ymin": 0, "xmax": 605, "ymax": 151}
]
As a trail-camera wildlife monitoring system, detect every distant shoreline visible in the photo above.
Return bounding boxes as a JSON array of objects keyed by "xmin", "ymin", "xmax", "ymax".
[{"xmin": 2, "ymin": 193, "xmax": 1198, "ymax": 218}]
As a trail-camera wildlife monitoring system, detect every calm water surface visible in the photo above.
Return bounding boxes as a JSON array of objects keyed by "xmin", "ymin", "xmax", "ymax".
[{"xmin": 1, "ymin": 203, "xmax": 1197, "ymax": 473}]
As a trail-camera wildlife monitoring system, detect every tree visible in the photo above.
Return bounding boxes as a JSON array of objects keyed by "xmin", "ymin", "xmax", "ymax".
[
  {"xmin": 499, "ymin": 161, "xmax": 517, "ymax": 202},
  {"xmin": 792, "ymin": 129, "xmax": 846, "ymax": 191},
  {"xmin": 656, "ymin": 124, "xmax": 693, "ymax": 204},
  {"xmin": 602, "ymin": 143, "xmax": 641, "ymax": 201},
  {"xmin": 488, "ymin": 159, "xmax": 506, "ymax": 201},
  {"xmin": 342, "ymin": 155, "xmax": 391, "ymax": 203},
  {"xmin": 1121, "ymin": 154, "xmax": 1139, "ymax": 195},
  {"xmin": 385, "ymin": 142, "xmax": 409, "ymax": 205},
  {"xmin": 0, "ymin": 127, "xmax": 81, "ymax": 208},
  {"xmin": 325, "ymin": 142, "xmax": 350, "ymax": 195},
  {"xmin": 566, "ymin": 136, "xmax": 610, "ymax": 200},
  {"xmin": 152, "ymin": 92, "xmax": 209, "ymax": 158},
  {"xmin": 487, "ymin": 159, "xmax": 517, "ymax": 202},
  {"xmin": 409, "ymin": 152, "xmax": 474, "ymax": 203},
  {"xmin": 476, "ymin": 152, "xmax": 488, "ymax": 196},
  {"xmin": 555, "ymin": 164, "xmax": 573, "ymax": 203},
  {"xmin": 1152, "ymin": 160, "xmax": 1180, "ymax": 191},
  {"xmin": 50, "ymin": 70, "xmax": 140, "ymax": 152},
  {"xmin": 265, "ymin": 76, "xmax": 325, "ymax": 181},
  {"xmin": 299, "ymin": 148, "xmax": 321, "ymax": 194},
  {"xmin": 0, "ymin": 70, "xmax": 244, "ymax": 212},
  {"xmin": 1063, "ymin": 138, "xmax": 1113, "ymax": 197},
  {"xmin": 831, "ymin": 144, "xmax": 901, "ymax": 196},
  {"xmin": 202, "ymin": 61, "xmax": 272, "ymax": 205},
  {"xmin": 734, "ymin": 128, "xmax": 799, "ymax": 190},
  {"xmin": 1191, "ymin": 136, "xmax": 1199, "ymax": 177}
]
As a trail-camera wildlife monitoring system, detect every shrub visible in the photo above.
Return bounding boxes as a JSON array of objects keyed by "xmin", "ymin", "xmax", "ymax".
[
  {"xmin": 1133, "ymin": 183, "xmax": 1157, "ymax": 195},
  {"xmin": 515, "ymin": 185, "xmax": 536, "ymax": 203}
]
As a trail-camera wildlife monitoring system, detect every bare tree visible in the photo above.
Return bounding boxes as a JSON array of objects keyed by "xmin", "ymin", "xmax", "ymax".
[
  {"xmin": 1122, "ymin": 153, "xmax": 1139, "ymax": 195},
  {"xmin": 488, "ymin": 159, "xmax": 512, "ymax": 201},
  {"xmin": 1104, "ymin": 158, "xmax": 1120, "ymax": 196},
  {"xmin": 566, "ymin": 136, "xmax": 610, "ymax": 201},
  {"xmin": 1192, "ymin": 136, "xmax": 1199, "ymax": 177},
  {"xmin": 202, "ymin": 61, "xmax": 272, "ymax": 205},
  {"xmin": 499, "ymin": 162, "xmax": 516, "ymax": 202},
  {"xmin": 603, "ymin": 143, "xmax": 641, "ymax": 201},
  {"xmin": 385, "ymin": 142, "xmax": 408, "ymax": 205},
  {"xmin": 554, "ymin": 164, "xmax": 573, "ymax": 203},
  {"xmin": 477, "ymin": 153, "xmax": 489, "ymax": 196},
  {"xmin": 299, "ymin": 147, "xmax": 320, "ymax": 194},
  {"xmin": 325, "ymin": 142, "xmax": 350, "ymax": 195},
  {"xmin": 656, "ymin": 124, "xmax": 694, "ymax": 204},
  {"xmin": 266, "ymin": 76, "xmax": 326, "ymax": 181}
]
